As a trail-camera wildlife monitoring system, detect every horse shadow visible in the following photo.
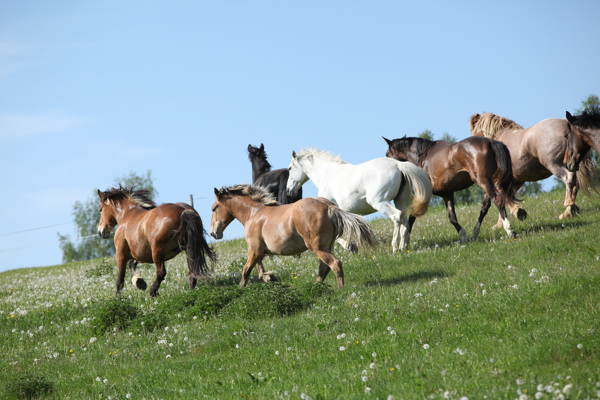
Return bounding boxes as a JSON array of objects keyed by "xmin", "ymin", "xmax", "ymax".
[{"xmin": 364, "ymin": 269, "xmax": 451, "ymax": 287}]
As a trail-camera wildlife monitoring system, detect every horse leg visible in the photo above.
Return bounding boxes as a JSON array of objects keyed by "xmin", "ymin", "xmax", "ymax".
[
  {"xmin": 312, "ymin": 250, "xmax": 344, "ymax": 289},
  {"xmin": 129, "ymin": 260, "xmax": 147, "ymax": 291},
  {"xmin": 443, "ymin": 195, "xmax": 467, "ymax": 243},
  {"xmin": 115, "ymin": 253, "xmax": 129, "ymax": 296},
  {"xmin": 239, "ymin": 250, "xmax": 261, "ymax": 288},
  {"xmin": 149, "ymin": 255, "xmax": 167, "ymax": 297},
  {"xmin": 560, "ymin": 170, "xmax": 580, "ymax": 219},
  {"xmin": 256, "ymin": 259, "xmax": 278, "ymax": 283},
  {"xmin": 369, "ymin": 201, "xmax": 404, "ymax": 252}
]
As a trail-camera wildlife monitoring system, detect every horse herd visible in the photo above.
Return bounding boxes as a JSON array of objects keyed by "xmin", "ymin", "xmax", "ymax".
[{"xmin": 97, "ymin": 108, "xmax": 600, "ymax": 296}]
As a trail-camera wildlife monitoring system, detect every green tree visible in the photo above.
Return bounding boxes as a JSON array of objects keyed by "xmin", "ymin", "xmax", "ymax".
[
  {"xmin": 58, "ymin": 170, "xmax": 157, "ymax": 263},
  {"xmin": 418, "ymin": 129, "xmax": 434, "ymax": 140}
]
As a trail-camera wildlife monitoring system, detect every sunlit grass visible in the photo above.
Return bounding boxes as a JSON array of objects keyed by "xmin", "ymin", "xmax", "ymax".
[{"xmin": 1, "ymin": 189, "xmax": 599, "ymax": 399}]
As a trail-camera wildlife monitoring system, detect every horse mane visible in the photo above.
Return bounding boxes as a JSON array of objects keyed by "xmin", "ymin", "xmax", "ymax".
[
  {"xmin": 469, "ymin": 112, "xmax": 523, "ymax": 139},
  {"xmin": 295, "ymin": 148, "xmax": 348, "ymax": 165},
  {"xmin": 388, "ymin": 137, "xmax": 437, "ymax": 165},
  {"xmin": 102, "ymin": 186, "xmax": 157, "ymax": 210},
  {"xmin": 571, "ymin": 106, "xmax": 600, "ymax": 128},
  {"xmin": 218, "ymin": 184, "xmax": 279, "ymax": 206}
]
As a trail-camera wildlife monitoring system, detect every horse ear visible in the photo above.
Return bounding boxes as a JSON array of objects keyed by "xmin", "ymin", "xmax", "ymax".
[
  {"xmin": 292, "ymin": 150, "xmax": 297, "ymax": 158},
  {"xmin": 382, "ymin": 137, "xmax": 392, "ymax": 146},
  {"xmin": 97, "ymin": 189, "xmax": 103, "ymax": 199},
  {"xmin": 260, "ymin": 143, "xmax": 264, "ymax": 151},
  {"xmin": 214, "ymin": 188, "xmax": 220, "ymax": 197},
  {"xmin": 566, "ymin": 111, "xmax": 574, "ymax": 122},
  {"xmin": 402, "ymin": 134, "xmax": 406, "ymax": 139}
]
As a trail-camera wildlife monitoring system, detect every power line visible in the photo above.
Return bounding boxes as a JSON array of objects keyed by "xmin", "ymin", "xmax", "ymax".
[
  {"xmin": 0, "ymin": 222, "xmax": 73, "ymax": 237},
  {"xmin": 0, "ymin": 232, "xmax": 111, "ymax": 254}
]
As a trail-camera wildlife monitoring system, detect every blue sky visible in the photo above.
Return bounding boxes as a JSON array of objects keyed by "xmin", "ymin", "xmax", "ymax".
[{"xmin": 1, "ymin": 1, "xmax": 598, "ymax": 272}]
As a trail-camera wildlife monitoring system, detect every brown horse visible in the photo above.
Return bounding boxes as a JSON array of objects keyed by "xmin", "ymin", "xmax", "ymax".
[
  {"xmin": 383, "ymin": 136, "xmax": 521, "ymax": 242},
  {"xmin": 564, "ymin": 107, "xmax": 600, "ymax": 172},
  {"xmin": 210, "ymin": 184, "xmax": 375, "ymax": 289},
  {"xmin": 470, "ymin": 112, "xmax": 599, "ymax": 219},
  {"xmin": 97, "ymin": 187, "xmax": 215, "ymax": 296}
]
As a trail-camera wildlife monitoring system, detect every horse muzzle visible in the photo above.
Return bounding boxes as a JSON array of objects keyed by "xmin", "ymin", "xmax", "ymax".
[
  {"xmin": 97, "ymin": 229, "xmax": 111, "ymax": 239},
  {"xmin": 210, "ymin": 225, "xmax": 223, "ymax": 240}
]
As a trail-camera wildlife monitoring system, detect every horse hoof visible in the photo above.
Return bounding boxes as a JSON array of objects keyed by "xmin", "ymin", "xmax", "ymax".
[
  {"xmin": 134, "ymin": 278, "xmax": 147, "ymax": 291},
  {"xmin": 516, "ymin": 208, "xmax": 528, "ymax": 221}
]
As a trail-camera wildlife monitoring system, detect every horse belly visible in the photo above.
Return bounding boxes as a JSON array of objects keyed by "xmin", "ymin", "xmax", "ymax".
[{"xmin": 434, "ymin": 171, "xmax": 473, "ymax": 194}]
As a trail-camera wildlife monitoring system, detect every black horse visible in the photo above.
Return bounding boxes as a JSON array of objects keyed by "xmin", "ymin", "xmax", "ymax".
[{"xmin": 248, "ymin": 143, "xmax": 302, "ymax": 204}]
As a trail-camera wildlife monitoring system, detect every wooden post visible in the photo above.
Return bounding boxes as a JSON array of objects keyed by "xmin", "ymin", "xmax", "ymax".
[{"xmin": 190, "ymin": 194, "xmax": 194, "ymax": 208}]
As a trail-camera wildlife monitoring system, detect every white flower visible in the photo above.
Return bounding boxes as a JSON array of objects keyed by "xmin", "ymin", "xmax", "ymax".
[
  {"xmin": 562, "ymin": 384, "xmax": 573, "ymax": 394},
  {"xmin": 372, "ymin": 352, "xmax": 377, "ymax": 357},
  {"xmin": 89, "ymin": 337, "xmax": 97, "ymax": 344},
  {"xmin": 339, "ymin": 346, "xmax": 346, "ymax": 351},
  {"xmin": 96, "ymin": 377, "xmax": 101, "ymax": 382},
  {"xmin": 535, "ymin": 392, "xmax": 543, "ymax": 399},
  {"xmin": 275, "ymin": 351, "xmax": 280, "ymax": 355},
  {"xmin": 103, "ymin": 379, "xmax": 108, "ymax": 384},
  {"xmin": 365, "ymin": 387, "xmax": 371, "ymax": 393},
  {"xmin": 516, "ymin": 378, "xmax": 524, "ymax": 385},
  {"xmin": 423, "ymin": 344, "xmax": 430, "ymax": 350},
  {"xmin": 362, "ymin": 376, "xmax": 368, "ymax": 382},
  {"xmin": 577, "ymin": 343, "xmax": 583, "ymax": 349},
  {"xmin": 390, "ymin": 330, "xmax": 396, "ymax": 335}
]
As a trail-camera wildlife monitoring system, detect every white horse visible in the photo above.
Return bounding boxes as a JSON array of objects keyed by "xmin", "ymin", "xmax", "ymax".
[{"xmin": 286, "ymin": 148, "xmax": 433, "ymax": 253}]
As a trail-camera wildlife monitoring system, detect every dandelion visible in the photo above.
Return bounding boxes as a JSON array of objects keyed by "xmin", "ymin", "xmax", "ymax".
[
  {"xmin": 90, "ymin": 337, "xmax": 97, "ymax": 344},
  {"xmin": 103, "ymin": 379, "xmax": 108, "ymax": 384},
  {"xmin": 423, "ymin": 344, "xmax": 430, "ymax": 350},
  {"xmin": 275, "ymin": 351, "xmax": 280, "ymax": 355},
  {"xmin": 577, "ymin": 343, "xmax": 583, "ymax": 349},
  {"xmin": 516, "ymin": 378, "xmax": 524, "ymax": 385},
  {"xmin": 362, "ymin": 376, "xmax": 368, "ymax": 382},
  {"xmin": 339, "ymin": 346, "xmax": 346, "ymax": 351},
  {"xmin": 365, "ymin": 387, "xmax": 371, "ymax": 393},
  {"xmin": 96, "ymin": 377, "xmax": 101, "ymax": 382},
  {"xmin": 535, "ymin": 392, "xmax": 543, "ymax": 399},
  {"xmin": 372, "ymin": 352, "xmax": 377, "ymax": 357},
  {"xmin": 390, "ymin": 330, "xmax": 396, "ymax": 335}
]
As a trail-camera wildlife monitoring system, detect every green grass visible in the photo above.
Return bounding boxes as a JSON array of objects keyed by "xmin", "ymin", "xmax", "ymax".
[{"xmin": 1, "ymin": 190, "xmax": 599, "ymax": 399}]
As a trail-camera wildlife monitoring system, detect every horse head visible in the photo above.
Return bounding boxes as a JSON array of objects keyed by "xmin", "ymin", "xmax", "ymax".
[
  {"xmin": 564, "ymin": 111, "xmax": 593, "ymax": 172},
  {"xmin": 210, "ymin": 188, "xmax": 235, "ymax": 240},
  {"xmin": 286, "ymin": 150, "xmax": 309, "ymax": 197},
  {"xmin": 383, "ymin": 136, "xmax": 411, "ymax": 162},
  {"xmin": 97, "ymin": 189, "xmax": 119, "ymax": 239}
]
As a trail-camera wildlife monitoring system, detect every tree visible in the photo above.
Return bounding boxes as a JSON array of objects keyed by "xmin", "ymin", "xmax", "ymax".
[
  {"xmin": 418, "ymin": 129, "xmax": 434, "ymax": 140},
  {"xmin": 58, "ymin": 170, "xmax": 157, "ymax": 263}
]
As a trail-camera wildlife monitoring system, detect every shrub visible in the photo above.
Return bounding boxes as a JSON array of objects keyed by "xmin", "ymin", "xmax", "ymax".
[
  {"xmin": 88, "ymin": 297, "xmax": 139, "ymax": 335},
  {"xmin": 3, "ymin": 373, "xmax": 54, "ymax": 399}
]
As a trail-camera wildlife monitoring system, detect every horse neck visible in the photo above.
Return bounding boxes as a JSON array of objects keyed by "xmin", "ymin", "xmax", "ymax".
[
  {"xmin": 223, "ymin": 196, "xmax": 263, "ymax": 225},
  {"xmin": 251, "ymin": 158, "xmax": 271, "ymax": 182},
  {"xmin": 113, "ymin": 199, "xmax": 143, "ymax": 222},
  {"xmin": 578, "ymin": 126, "xmax": 600, "ymax": 153},
  {"xmin": 299, "ymin": 156, "xmax": 340, "ymax": 188}
]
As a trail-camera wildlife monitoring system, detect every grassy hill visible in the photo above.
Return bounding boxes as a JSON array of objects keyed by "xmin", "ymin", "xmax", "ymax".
[{"xmin": 1, "ymin": 189, "xmax": 599, "ymax": 399}]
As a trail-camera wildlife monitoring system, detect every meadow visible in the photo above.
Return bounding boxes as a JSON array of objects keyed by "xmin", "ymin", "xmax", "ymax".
[{"xmin": 1, "ymin": 189, "xmax": 599, "ymax": 399}]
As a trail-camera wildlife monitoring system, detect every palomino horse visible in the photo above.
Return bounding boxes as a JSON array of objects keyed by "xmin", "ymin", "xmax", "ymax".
[
  {"xmin": 210, "ymin": 184, "xmax": 375, "ymax": 289},
  {"xmin": 286, "ymin": 148, "xmax": 432, "ymax": 252},
  {"xmin": 97, "ymin": 187, "xmax": 215, "ymax": 296},
  {"xmin": 470, "ymin": 112, "xmax": 599, "ymax": 220},
  {"xmin": 248, "ymin": 143, "xmax": 302, "ymax": 204},
  {"xmin": 383, "ymin": 136, "xmax": 521, "ymax": 241},
  {"xmin": 564, "ymin": 107, "xmax": 600, "ymax": 172}
]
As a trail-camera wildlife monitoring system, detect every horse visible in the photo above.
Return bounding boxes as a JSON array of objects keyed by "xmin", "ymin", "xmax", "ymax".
[
  {"xmin": 470, "ymin": 112, "xmax": 600, "ymax": 220},
  {"xmin": 97, "ymin": 186, "xmax": 215, "ymax": 296},
  {"xmin": 564, "ymin": 106, "xmax": 600, "ymax": 173},
  {"xmin": 210, "ymin": 184, "xmax": 375, "ymax": 289},
  {"xmin": 383, "ymin": 136, "xmax": 521, "ymax": 242},
  {"xmin": 285, "ymin": 148, "xmax": 432, "ymax": 253},
  {"xmin": 248, "ymin": 143, "xmax": 302, "ymax": 204}
]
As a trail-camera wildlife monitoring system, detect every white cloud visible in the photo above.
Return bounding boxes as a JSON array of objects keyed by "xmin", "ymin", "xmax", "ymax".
[{"xmin": 0, "ymin": 111, "xmax": 85, "ymax": 140}]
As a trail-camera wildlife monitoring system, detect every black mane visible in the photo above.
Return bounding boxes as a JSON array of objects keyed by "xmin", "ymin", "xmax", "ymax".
[
  {"xmin": 389, "ymin": 137, "xmax": 437, "ymax": 165},
  {"xmin": 572, "ymin": 105, "xmax": 600, "ymax": 128}
]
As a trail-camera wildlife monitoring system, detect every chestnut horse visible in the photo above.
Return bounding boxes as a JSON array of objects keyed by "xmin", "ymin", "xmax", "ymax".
[
  {"xmin": 210, "ymin": 184, "xmax": 375, "ymax": 289},
  {"xmin": 470, "ymin": 112, "xmax": 599, "ymax": 219},
  {"xmin": 248, "ymin": 143, "xmax": 302, "ymax": 204},
  {"xmin": 383, "ymin": 136, "xmax": 521, "ymax": 242},
  {"xmin": 564, "ymin": 107, "xmax": 600, "ymax": 172},
  {"xmin": 97, "ymin": 187, "xmax": 215, "ymax": 296}
]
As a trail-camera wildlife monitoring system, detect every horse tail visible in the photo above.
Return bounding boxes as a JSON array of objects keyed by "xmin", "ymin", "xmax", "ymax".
[
  {"xmin": 395, "ymin": 162, "xmax": 433, "ymax": 217},
  {"xmin": 176, "ymin": 209, "xmax": 217, "ymax": 279},
  {"xmin": 490, "ymin": 140, "xmax": 520, "ymax": 207},
  {"xmin": 328, "ymin": 207, "xmax": 376, "ymax": 249},
  {"xmin": 576, "ymin": 153, "xmax": 600, "ymax": 196}
]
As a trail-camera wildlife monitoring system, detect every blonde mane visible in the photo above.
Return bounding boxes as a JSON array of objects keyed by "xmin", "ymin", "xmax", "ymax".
[
  {"xmin": 469, "ymin": 112, "xmax": 523, "ymax": 139},
  {"xmin": 219, "ymin": 184, "xmax": 279, "ymax": 206},
  {"xmin": 295, "ymin": 148, "xmax": 347, "ymax": 165}
]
